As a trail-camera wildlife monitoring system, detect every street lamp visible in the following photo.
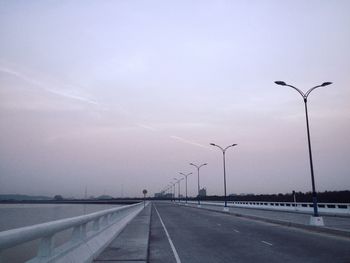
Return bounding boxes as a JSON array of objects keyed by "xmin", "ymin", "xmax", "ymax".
[
  {"xmin": 210, "ymin": 143, "xmax": 237, "ymax": 211},
  {"xmin": 174, "ymin": 177, "xmax": 184, "ymax": 202},
  {"xmin": 179, "ymin": 172, "xmax": 193, "ymax": 205},
  {"xmin": 171, "ymin": 182, "xmax": 176, "ymax": 203},
  {"xmin": 189, "ymin": 162, "xmax": 207, "ymax": 207},
  {"xmin": 167, "ymin": 184, "xmax": 172, "ymax": 199},
  {"xmin": 275, "ymin": 80, "xmax": 332, "ymax": 226}
]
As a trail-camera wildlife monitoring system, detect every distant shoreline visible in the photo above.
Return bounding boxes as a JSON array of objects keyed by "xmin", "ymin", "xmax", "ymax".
[{"xmin": 0, "ymin": 199, "xmax": 141, "ymax": 205}]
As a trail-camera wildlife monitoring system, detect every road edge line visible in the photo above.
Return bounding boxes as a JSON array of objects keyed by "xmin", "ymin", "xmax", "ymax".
[{"xmin": 154, "ymin": 204, "xmax": 182, "ymax": 263}]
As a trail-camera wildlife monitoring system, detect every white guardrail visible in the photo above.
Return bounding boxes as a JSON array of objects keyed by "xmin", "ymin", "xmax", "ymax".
[
  {"xmin": 179, "ymin": 200, "xmax": 350, "ymax": 215},
  {"xmin": 231, "ymin": 201, "xmax": 350, "ymax": 214},
  {"xmin": 0, "ymin": 202, "xmax": 148, "ymax": 263}
]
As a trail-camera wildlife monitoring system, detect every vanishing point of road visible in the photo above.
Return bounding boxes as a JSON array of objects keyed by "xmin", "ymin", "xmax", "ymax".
[{"xmin": 149, "ymin": 202, "xmax": 350, "ymax": 263}]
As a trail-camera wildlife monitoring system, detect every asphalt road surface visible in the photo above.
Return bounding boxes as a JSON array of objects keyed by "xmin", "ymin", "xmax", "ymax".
[{"xmin": 149, "ymin": 202, "xmax": 350, "ymax": 263}]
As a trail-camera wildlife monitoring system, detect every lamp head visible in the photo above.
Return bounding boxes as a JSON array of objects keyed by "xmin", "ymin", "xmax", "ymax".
[
  {"xmin": 275, "ymin": 81, "xmax": 287, "ymax": 86},
  {"xmin": 321, "ymin": 82, "xmax": 332, "ymax": 87},
  {"xmin": 210, "ymin": 143, "xmax": 216, "ymax": 146}
]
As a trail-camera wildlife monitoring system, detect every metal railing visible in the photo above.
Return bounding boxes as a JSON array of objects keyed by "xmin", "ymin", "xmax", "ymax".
[
  {"xmin": 231, "ymin": 201, "xmax": 350, "ymax": 214},
  {"xmin": 0, "ymin": 202, "xmax": 146, "ymax": 263},
  {"xmin": 178, "ymin": 200, "xmax": 350, "ymax": 215}
]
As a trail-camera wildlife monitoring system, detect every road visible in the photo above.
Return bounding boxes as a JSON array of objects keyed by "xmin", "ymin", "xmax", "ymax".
[{"xmin": 149, "ymin": 202, "xmax": 350, "ymax": 263}]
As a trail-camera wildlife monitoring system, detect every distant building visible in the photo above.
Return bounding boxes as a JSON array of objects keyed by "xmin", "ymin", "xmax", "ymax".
[
  {"xmin": 199, "ymin": 188, "xmax": 207, "ymax": 197},
  {"xmin": 164, "ymin": 193, "xmax": 173, "ymax": 198},
  {"xmin": 154, "ymin": 192, "xmax": 163, "ymax": 198},
  {"xmin": 154, "ymin": 192, "xmax": 173, "ymax": 198}
]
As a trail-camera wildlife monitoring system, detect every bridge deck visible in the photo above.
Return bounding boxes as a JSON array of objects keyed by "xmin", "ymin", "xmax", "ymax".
[
  {"xmin": 183, "ymin": 202, "xmax": 350, "ymax": 232},
  {"xmin": 149, "ymin": 202, "xmax": 350, "ymax": 263},
  {"xmin": 94, "ymin": 202, "xmax": 350, "ymax": 262}
]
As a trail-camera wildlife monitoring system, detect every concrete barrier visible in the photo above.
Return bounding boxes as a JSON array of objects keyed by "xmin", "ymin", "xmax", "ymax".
[{"xmin": 0, "ymin": 202, "xmax": 147, "ymax": 263}]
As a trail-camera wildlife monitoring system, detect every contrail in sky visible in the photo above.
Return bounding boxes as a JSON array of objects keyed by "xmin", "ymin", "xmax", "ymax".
[
  {"xmin": 1, "ymin": 65, "xmax": 208, "ymax": 150},
  {"xmin": 136, "ymin": 124, "xmax": 158, "ymax": 131},
  {"xmin": 0, "ymin": 66, "xmax": 98, "ymax": 105},
  {"xmin": 137, "ymin": 123, "xmax": 209, "ymax": 149},
  {"xmin": 169, "ymin": 135, "xmax": 210, "ymax": 149}
]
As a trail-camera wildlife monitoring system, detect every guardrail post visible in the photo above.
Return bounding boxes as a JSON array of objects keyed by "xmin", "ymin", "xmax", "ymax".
[
  {"xmin": 113, "ymin": 210, "xmax": 123, "ymax": 222},
  {"xmin": 101, "ymin": 215, "xmax": 108, "ymax": 227},
  {"xmin": 93, "ymin": 218, "xmax": 100, "ymax": 231},
  {"xmin": 37, "ymin": 235, "xmax": 54, "ymax": 258},
  {"xmin": 72, "ymin": 225, "xmax": 81, "ymax": 243},
  {"xmin": 111, "ymin": 211, "xmax": 117, "ymax": 221},
  {"xmin": 81, "ymin": 223, "xmax": 87, "ymax": 240}
]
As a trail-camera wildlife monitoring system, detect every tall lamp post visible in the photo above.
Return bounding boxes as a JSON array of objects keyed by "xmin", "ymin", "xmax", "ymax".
[
  {"xmin": 190, "ymin": 163, "xmax": 207, "ymax": 207},
  {"xmin": 171, "ymin": 182, "xmax": 176, "ymax": 203},
  {"xmin": 174, "ymin": 177, "xmax": 184, "ymax": 202},
  {"xmin": 210, "ymin": 143, "xmax": 237, "ymax": 211},
  {"xmin": 275, "ymin": 80, "xmax": 332, "ymax": 226},
  {"xmin": 167, "ymin": 184, "xmax": 172, "ymax": 200},
  {"xmin": 179, "ymin": 172, "xmax": 193, "ymax": 205}
]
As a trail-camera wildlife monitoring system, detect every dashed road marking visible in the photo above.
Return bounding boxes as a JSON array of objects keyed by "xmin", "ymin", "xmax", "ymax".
[
  {"xmin": 261, "ymin": 241, "xmax": 273, "ymax": 246},
  {"xmin": 154, "ymin": 204, "xmax": 182, "ymax": 263},
  {"xmin": 233, "ymin": 229, "xmax": 240, "ymax": 233}
]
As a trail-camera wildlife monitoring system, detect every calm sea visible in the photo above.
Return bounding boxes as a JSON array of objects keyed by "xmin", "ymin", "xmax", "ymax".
[{"xmin": 0, "ymin": 203, "xmax": 120, "ymax": 262}]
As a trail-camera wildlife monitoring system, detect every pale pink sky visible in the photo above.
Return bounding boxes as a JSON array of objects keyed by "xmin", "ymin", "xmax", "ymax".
[{"xmin": 0, "ymin": 0, "xmax": 349, "ymax": 198}]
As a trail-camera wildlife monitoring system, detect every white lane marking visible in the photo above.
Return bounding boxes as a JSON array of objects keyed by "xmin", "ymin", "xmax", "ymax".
[
  {"xmin": 154, "ymin": 205, "xmax": 182, "ymax": 263},
  {"xmin": 233, "ymin": 229, "xmax": 240, "ymax": 233},
  {"xmin": 217, "ymin": 223, "xmax": 221, "ymax": 226},
  {"xmin": 261, "ymin": 241, "xmax": 273, "ymax": 246}
]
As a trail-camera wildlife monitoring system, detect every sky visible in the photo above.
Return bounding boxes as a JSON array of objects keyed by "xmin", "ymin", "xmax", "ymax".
[{"xmin": 0, "ymin": 0, "xmax": 349, "ymax": 198}]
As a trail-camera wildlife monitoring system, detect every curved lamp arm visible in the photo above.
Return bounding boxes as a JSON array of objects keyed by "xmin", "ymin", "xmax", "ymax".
[
  {"xmin": 190, "ymin": 163, "xmax": 207, "ymax": 169},
  {"xmin": 285, "ymin": 84, "xmax": 305, "ymax": 98},
  {"xmin": 210, "ymin": 143, "xmax": 237, "ymax": 153},
  {"xmin": 305, "ymin": 82, "xmax": 332, "ymax": 98},
  {"xmin": 275, "ymin": 81, "xmax": 332, "ymax": 100}
]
